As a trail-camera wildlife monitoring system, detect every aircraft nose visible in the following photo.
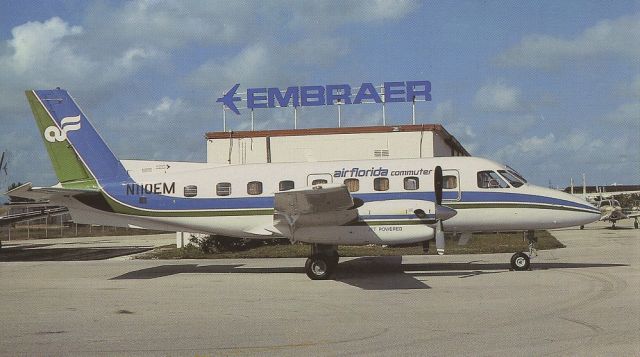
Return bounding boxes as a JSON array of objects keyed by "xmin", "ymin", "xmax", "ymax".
[{"xmin": 564, "ymin": 193, "xmax": 601, "ymax": 225}]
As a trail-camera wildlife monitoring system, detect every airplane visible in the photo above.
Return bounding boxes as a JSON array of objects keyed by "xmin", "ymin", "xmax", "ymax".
[
  {"xmin": 589, "ymin": 199, "xmax": 640, "ymax": 229},
  {"xmin": 4, "ymin": 88, "xmax": 601, "ymax": 279}
]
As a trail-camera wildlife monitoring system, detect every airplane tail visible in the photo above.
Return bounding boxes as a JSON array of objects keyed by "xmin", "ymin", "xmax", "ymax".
[{"xmin": 25, "ymin": 89, "xmax": 129, "ymax": 188}]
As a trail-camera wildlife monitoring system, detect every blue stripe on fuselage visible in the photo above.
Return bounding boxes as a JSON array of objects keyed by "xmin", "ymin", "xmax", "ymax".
[{"xmin": 102, "ymin": 182, "xmax": 598, "ymax": 214}]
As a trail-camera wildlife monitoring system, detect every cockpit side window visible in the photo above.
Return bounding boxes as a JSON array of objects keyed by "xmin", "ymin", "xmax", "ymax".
[
  {"xmin": 477, "ymin": 171, "xmax": 509, "ymax": 189},
  {"xmin": 498, "ymin": 170, "xmax": 524, "ymax": 188}
]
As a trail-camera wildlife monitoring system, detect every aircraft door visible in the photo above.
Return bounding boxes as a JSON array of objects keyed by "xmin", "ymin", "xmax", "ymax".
[
  {"xmin": 307, "ymin": 173, "xmax": 333, "ymax": 186},
  {"xmin": 442, "ymin": 169, "xmax": 461, "ymax": 201}
]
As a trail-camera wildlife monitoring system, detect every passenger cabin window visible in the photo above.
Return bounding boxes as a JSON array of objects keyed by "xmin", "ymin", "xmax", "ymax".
[
  {"xmin": 374, "ymin": 177, "xmax": 389, "ymax": 191},
  {"xmin": 344, "ymin": 178, "xmax": 359, "ymax": 192},
  {"xmin": 312, "ymin": 179, "xmax": 328, "ymax": 185},
  {"xmin": 279, "ymin": 180, "xmax": 294, "ymax": 191},
  {"xmin": 184, "ymin": 185, "xmax": 198, "ymax": 197},
  {"xmin": 443, "ymin": 175, "xmax": 458, "ymax": 189},
  {"xmin": 404, "ymin": 177, "xmax": 419, "ymax": 190},
  {"xmin": 477, "ymin": 171, "xmax": 509, "ymax": 189},
  {"xmin": 216, "ymin": 182, "xmax": 232, "ymax": 196},
  {"xmin": 498, "ymin": 170, "xmax": 524, "ymax": 188},
  {"xmin": 247, "ymin": 181, "xmax": 263, "ymax": 195}
]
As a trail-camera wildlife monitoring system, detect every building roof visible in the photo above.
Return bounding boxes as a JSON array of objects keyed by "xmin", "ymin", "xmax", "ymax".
[{"xmin": 205, "ymin": 124, "xmax": 470, "ymax": 156}]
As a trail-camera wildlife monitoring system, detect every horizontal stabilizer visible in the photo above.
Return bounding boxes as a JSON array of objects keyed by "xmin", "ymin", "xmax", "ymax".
[{"xmin": 5, "ymin": 182, "xmax": 98, "ymax": 201}]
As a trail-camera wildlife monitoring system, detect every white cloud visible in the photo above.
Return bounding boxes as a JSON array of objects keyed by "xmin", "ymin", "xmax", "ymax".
[
  {"xmin": 473, "ymin": 81, "xmax": 524, "ymax": 112},
  {"xmin": 489, "ymin": 114, "xmax": 538, "ymax": 136},
  {"xmin": 431, "ymin": 100, "xmax": 455, "ymax": 123},
  {"xmin": 605, "ymin": 102, "xmax": 640, "ymax": 126},
  {"xmin": 496, "ymin": 13, "xmax": 640, "ymax": 69},
  {"xmin": 0, "ymin": 17, "xmax": 159, "ymax": 116}
]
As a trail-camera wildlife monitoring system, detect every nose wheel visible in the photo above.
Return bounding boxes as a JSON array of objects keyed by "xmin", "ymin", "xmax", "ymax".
[
  {"xmin": 511, "ymin": 230, "xmax": 536, "ymax": 271},
  {"xmin": 510, "ymin": 252, "xmax": 530, "ymax": 271}
]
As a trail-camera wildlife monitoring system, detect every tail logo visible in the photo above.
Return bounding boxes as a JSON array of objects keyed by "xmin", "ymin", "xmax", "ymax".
[{"xmin": 44, "ymin": 115, "xmax": 81, "ymax": 143}]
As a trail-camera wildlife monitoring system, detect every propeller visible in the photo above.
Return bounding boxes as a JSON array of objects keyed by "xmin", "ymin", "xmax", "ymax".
[
  {"xmin": 419, "ymin": 166, "xmax": 457, "ymax": 255},
  {"xmin": 434, "ymin": 166, "xmax": 445, "ymax": 255}
]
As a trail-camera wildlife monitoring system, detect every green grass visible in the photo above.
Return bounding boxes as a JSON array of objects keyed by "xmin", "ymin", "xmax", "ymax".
[{"xmin": 137, "ymin": 231, "xmax": 564, "ymax": 260}]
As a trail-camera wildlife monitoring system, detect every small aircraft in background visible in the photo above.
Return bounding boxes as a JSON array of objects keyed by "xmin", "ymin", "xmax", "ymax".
[
  {"xmin": 567, "ymin": 176, "xmax": 640, "ymax": 229},
  {"xmin": 590, "ymin": 199, "xmax": 640, "ymax": 229}
]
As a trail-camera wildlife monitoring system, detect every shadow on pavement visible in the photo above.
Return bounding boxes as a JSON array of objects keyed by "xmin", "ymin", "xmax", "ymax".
[
  {"xmin": 110, "ymin": 256, "xmax": 628, "ymax": 290},
  {"xmin": 0, "ymin": 244, "xmax": 152, "ymax": 261}
]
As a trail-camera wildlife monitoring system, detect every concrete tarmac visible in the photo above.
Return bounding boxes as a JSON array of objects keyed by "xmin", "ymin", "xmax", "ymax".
[{"xmin": 0, "ymin": 221, "xmax": 638, "ymax": 356}]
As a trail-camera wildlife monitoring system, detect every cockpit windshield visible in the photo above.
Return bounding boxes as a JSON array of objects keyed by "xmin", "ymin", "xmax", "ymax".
[
  {"xmin": 498, "ymin": 170, "xmax": 524, "ymax": 188},
  {"xmin": 506, "ymin": 166, "xmax": 527, "ymax": 183}
]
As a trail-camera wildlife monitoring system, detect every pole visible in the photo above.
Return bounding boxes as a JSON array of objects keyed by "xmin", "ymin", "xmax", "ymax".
[
  {"xmin": 222, "ymin": 105, "xmax": 226, "ymax": 132},
  {"xmin": 337, "ymin": 104, "xmax": 342, "ymax": 128},
  {"xmin": 381, "ymin": 84, "xmax": 386, "ymax": 126},
  {"xmin": 251, "ymin": 109, "xmax": 254, "ymax": 131},
  {"xmin": 570, "ymin": 177, "xmax": 574, "ymax": 195},
  {"xmin": 412, "ymin": 96, "xmax": 416, "ymax": 125},
  {"xmin": 294, "ymin": 107, "xmax": 298, "ymax": 129}
]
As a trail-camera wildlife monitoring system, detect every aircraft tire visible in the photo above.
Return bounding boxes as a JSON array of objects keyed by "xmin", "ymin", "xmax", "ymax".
[
  {"xmin": 635, "ymin": 220, "xmax": 638, "ymax": 229},
  {"xmin": 510, "ymin": 252, "xmax": 530, "ymax": 271},
  {"xmin": 305, "ymin": 255, "xmax": 337, "ymax": 280},
  {"xmin": 580, "ymin": 225, "xmax": 584, "ymax": 230}
]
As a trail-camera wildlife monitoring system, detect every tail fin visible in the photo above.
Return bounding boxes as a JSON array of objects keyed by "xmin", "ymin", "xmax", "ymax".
[{"xmin": 26, "ymin": 89, "xmax": 129, "ymax": 188}]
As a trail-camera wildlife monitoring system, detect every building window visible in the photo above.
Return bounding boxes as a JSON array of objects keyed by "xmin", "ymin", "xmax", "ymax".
[
  {"xmin": 404, "ymin": 176, "xmax": 419, "ymax": 190},
  {"xmin": 216, "ymin": 182, "xmax": 232, "ymax": 196},
  {"xmin": 312, "ymin": 179, "xmax": 328, "ymax": 185},
  {"xmin": 374, "ymin": 177, "xmax": 389, "ymax": 191},
  {"xmin": 279, "ymin": 180, "xmax": 295, "ymax": 191},
  {"xmin": 344, "ymin": 178, "xmax": 359, "ymax": 192},
  {"xmin": 184, "ymin": 185, "xmax": 198, "ymax": 197},
  {"xmin": 247, "ymin": 181, "xmax": 263, "ymax": 195},
  {"xmin": 443, "ymin": 175, "xmax": 458, "ymax": 189}
]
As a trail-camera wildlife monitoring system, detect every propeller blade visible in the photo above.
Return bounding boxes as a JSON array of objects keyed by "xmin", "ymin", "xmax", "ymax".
[
  {"xmin": 434, "ymin": 165, "xmax": 443, "ymax": 206},
  {"xmin": 435, "ymin": 220, "xmax": 445, "ymax": 255}
]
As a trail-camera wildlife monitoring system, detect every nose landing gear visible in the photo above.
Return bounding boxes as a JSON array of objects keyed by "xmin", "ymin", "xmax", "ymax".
[{"xmin": 510, "ymin": 230, "xmax": 536, "ymax": 271}]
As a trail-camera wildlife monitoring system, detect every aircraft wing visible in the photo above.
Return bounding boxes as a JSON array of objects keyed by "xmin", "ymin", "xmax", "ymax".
[
  {"xmin": 5, "ymin": 182, "xmax": 98, "ymax": 201},
  {"xmin": 272, "ymin": 184, "xmax": 358, "ymax": 237},
  {"xmin": 626, "ymin": 211, "xmax": 640, "ymax": 219}
]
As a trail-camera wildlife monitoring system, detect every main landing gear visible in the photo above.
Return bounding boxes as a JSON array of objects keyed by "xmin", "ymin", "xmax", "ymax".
[
  {"xmin": 510, "ymin": 230, "xmax": 537, "ymax": 271},
  {"xmin": 635, "ymin": 218, "xmax": 639, "ymax": 229},
  {"xmin": 305, "ymin": 244, "xmax": 339, "ymax": 280}
]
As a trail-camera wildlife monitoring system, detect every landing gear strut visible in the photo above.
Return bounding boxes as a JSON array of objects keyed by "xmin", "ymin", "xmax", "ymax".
[
  {"xmin": 634, "ymin": 218, "xmax": 638, "ymax": 229},
  {"xmin": 305, "ymin": 244, "xmax": 339, "ymax": 280},
  {"xmin": 511, "ymin": 230, "xmax": 536, "ymax": 271}
]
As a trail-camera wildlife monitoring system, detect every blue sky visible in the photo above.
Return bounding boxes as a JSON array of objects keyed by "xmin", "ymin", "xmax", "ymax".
[{"xmin": 0, "ymin": 0, "xmax": 638, "ymax": 192}]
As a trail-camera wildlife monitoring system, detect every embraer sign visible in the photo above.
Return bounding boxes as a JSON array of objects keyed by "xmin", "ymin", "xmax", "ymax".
[{"xmin": 217, "ymin": 81, "xmax": 431, "ymax": 115}]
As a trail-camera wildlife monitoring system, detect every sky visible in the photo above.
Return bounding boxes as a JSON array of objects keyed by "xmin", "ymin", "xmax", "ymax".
[{"xmin": 0, "ymin": 0, "xmax": 639, "ymax": 193}]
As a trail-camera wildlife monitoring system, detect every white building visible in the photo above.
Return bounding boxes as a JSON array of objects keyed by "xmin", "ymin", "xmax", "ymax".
[{"xmin": 205, "ymin": 124, "xmax": 469, "ymax": 165}]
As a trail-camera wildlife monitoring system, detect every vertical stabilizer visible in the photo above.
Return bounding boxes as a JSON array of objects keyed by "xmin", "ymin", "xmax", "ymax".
[{"xmin": 26, "ymin": 89, "xmax": 128, "ymax": 188}]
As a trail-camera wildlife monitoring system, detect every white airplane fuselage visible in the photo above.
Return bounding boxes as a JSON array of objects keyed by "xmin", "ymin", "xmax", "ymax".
[{"xmin": 60, "ymin": 156, "xmax": 600, "ymax": 246}]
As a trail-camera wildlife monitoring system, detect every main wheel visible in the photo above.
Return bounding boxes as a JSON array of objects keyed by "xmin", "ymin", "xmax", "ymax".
[
  {"xmin": 510, "ymin": 252, "xmax": 530, "ymax": 271},
  {"xmin": 634, "ymin": 220, "xmax": 638, "ymax": 229},
  {"xmin": 305, "ymin": 255, "xmax": 337, "ymax": 280},
  {"xmin": 579, "ymin": 225, "xmax": 584, "ymax": 230}
]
